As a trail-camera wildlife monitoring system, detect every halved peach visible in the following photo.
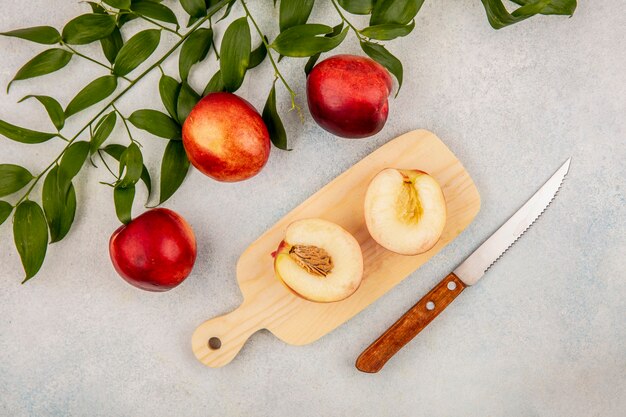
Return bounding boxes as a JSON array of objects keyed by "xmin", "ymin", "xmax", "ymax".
[
  {"xmin": 364, "ymin": 169, "xmax": 446, "ymax": 255},
  {"xmin": 274, "ymin": 218, "xmax": 363, "ymax": 303}
]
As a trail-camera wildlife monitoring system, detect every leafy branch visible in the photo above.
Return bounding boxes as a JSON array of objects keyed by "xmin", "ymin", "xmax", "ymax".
[
  {"xmin": 241, "ymin": 0, "xmax": 299, "ymax": 113},
  {"xmin": 17, "ymin": 12, "xmax": 209, "ymax": 197},
  {"xmin": 0, "ymin": 0, "xmax": 576, "ymax": 282},
  {"xmin": 1, "ymin": 0, "xmax": 231, "ymax": 281}
]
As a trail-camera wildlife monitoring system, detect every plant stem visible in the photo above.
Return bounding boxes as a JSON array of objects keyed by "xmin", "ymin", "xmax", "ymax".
[
  {"xmin": 112, "ymin": 104, "xmax": 137, "ymax": 145},
  {"xmin": 15, "ymin": 10, "xmax": 222, "ymax": 205},
  {"xmin": 209, "ymin": 21, "xmax": 221, "ymax": 59},
  {"xmin": 98, "ymin": 149, "xmax": 119, "ymax": 180},
  {"xmin": 211, "ymin": 37, "xmax": 220, "ymax": 59},
  {"xmin": 64, "ymin": 44, "xmax": 132, "ymax": 82},
  {"xmin": 329, "ymin": 0, "xmax": 365, "ymax": 40},
  {"xmin": 239, "ymin": 0, "xmax": 299, "ymax": 112},
  {"xmin": 64, "ymin": 44, "xmax": 111, "ymax": 71},
  {"xmin": 135, "ymin": 14, "xmax": 183, "ymax": 37}
]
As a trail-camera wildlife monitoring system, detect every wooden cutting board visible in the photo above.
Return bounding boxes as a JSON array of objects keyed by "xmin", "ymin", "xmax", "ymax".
[{"xmin": 192, "ymin": 129, "xmax": 481, "ymax": 367}]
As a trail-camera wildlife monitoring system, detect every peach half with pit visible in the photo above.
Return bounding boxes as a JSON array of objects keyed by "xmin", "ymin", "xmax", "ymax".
[{"xmin": 273, "ymin": 218, "xmax": 363, "ymax": 303}]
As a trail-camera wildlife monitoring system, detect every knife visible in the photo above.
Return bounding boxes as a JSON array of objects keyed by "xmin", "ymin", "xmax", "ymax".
[{"xmin": 355, "ymin": 158, "xmax": 571, "ymax": 373}]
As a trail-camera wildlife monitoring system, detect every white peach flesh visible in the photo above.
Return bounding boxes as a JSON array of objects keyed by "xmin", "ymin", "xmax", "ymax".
[
  {"xmin": 364, "ymin": 169, "xmax": 446, "ymax": 255},
  {"xmin": 274, "ymin": 218, "xmax": 363, "ymax": 303}
]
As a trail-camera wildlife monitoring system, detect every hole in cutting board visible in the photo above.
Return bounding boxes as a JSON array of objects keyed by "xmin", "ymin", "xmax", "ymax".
[{"xmin": 208, "ymin": 337, "xmax": 222, "ymax": 350}]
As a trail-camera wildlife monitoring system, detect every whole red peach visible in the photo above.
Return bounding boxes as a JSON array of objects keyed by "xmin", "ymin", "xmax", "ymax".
[
  {"xmin": 182, "ymin": 92, "xmax": 270, "ymax": 182},
  {"xmin": 307, "ymin": 54, "xmax": 393, "ymax": 138},
  {"xmin": 109, "ymin": 208, "xmax": 197, "ymax": 292}
]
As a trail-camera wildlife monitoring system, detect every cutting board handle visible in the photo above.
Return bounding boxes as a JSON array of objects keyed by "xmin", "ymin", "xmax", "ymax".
[{"xmin": 192, "ymin": 300, "xmax": 264, "ymax": 368}]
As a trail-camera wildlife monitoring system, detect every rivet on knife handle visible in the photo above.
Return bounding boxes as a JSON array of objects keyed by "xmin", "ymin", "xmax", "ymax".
[{"xmin": 355, "ymin": 273, "xmax": 466, "ymax": 373}]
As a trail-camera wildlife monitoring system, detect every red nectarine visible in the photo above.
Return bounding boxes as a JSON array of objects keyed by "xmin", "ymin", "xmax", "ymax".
[
  {"xmin": 307, "ymin": 54, "xmax": 393, "ymax": 139},
  {"xmin": 109, "ymin": 208, "xmax": 197, "ymax": 292},
  {"xmin": 182, "ymin": 92, "xmax": 270, "ymax": 182}
]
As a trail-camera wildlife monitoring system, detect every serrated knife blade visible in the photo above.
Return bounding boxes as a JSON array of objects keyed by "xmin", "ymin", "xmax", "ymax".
[
  {"xmin": 356, "ymin": 158, "xmax": 571, "ymax": 373},
  {"xmin": 454, "ymin": 157, "xmax": 571, "ymax": 285}
]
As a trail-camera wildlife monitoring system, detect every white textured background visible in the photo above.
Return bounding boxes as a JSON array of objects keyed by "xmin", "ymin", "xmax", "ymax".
[{"xmin": 1, "ymin": 1, "xmax": 625, "ymax": 416}]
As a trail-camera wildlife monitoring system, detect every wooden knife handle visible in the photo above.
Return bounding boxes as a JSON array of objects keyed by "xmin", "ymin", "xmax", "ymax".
[{"xmin": 356, "ymin": 272, "xmax": 466, "ymax": 373}]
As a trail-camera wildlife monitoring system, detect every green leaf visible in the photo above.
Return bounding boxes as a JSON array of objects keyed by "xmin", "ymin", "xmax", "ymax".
[
  {"xmin": 159, "ymin": 75, "xmax": 181, "ymax": 122},
  {"xmin": 186, "ymin": 16, "xmax": 200, "ymax": 28},
  {"xmin": 176, "ymin": 83, "xmax": 200, "ymax": 123},
  {"xmin": 338, "ymin": 0, "xmax": 374, "ymax": 14},
  {"xmin": 0, "ymin": 119, "xmax": 56, "ymax": 144},
  {"xmin": 207, "ymin": 0, "xmax": 226, "ymax": 8},
  {"xmin": 103, "ymin": 0, "xmax": 131, "ymax": 9},
  {"xmin": 159, "ymin": 140, "xmax": 190, "ymax": 204},
  {"xmin": 87, "ymin": 1, "xmax": 107, "ymax": 13},
  {"xmin": 304, "ymin": 23, "xmax": 344, "ymax": 75},
  {"xmin": 113, "ymin": 29, "xmax": 161, "ymax": 76},
  {"xmin": 1, "ymin": 26, "xmax": 61, "ymax": 45},
  {"xmin": 113, "ymin": 184, "xmax": 135, "ymax": 224},
  {"xmin": 118, "ymin": 143, "xmax": 143, "ymax": 188},
  {"xmin": 220, "ymin": 17, "xmax": 251, "ymax": 92},
  {"xmin": 60, "ymin": 141, "xmax": 90, "ymax": 180},
  {"xmin": 510, "ymin": 0, "xmax": 576, "ymax": 15},
  {"xmin": 42, "ymin": 166, "xmax": 76, "ymax": 243},
  {"xmin": 180, "ymin": 0, "xmax": 207, "ymax": 17},
  {"xmin": 117, "ymin": 11, "xmax": 138, "ymax": 27},
  {"xmin": 360, "ymin": 40, "xmax": 402, "ymax": 94},
  {"xmin": 101, "ymin": 27, "xmax": 124, "ymax": 65},
  {"xmin": 102, "ymin": 145, "xmax": 151, "ymax": 199},
  {"xmin": 360, "ymin": 20, "xmax": 415, "ymax": 41},
  {"xmin": 370, "ymin": 0, "xmax": 425, "ymax": 25},
  {"xmin": 217, "ymin": 0, "xmax": 236, "ymax": 22},
  {"xmin": 101, "ymin": 144, "xmax": 125, "ymax": 159},
  {"xmin": 262, "ymin": 83, "xmax": 288, "ymax": 150},
  {"xmin": 130, "ymin": 1, "xmax": 179, "ymax": 28},
  {"xmin": 13, "ymin": 200, "xmax": 48, "ymax": 282},
  {"xmin": 19, "ymin": 95, "xmax": 65, "ymax": 131},
  {"xmin": 129, "ymin": 109, "xmax": 181, "ymax": 139},
  {"xmin": 249, "ymin": 40, "xmax": 268, "ymax": 69},
  {"xmin": 87, "ymin": 4, "xmax": 124, "ymax": 62},
  {"xmin": 140, "ymin": 166, "xmax": 152, "ymax": 200},
  {"xmin": 279, "ymin": 0, "xmax": 315, "ymax": 31},
  {"xmin": 65, "ymin": 75, "xmax": 118, "ymax": 118},
  {"xmin": 90, "ymin": 112, "xmax": 117, "ymax": 154},
  {"xmin": 203, "ymin": 70, "xmax": 225, "ymax": 96},
  {"xmin": 480, "ymin": 0, "xmax": 559, "ymax": 29},
  {"xmin": 179, "ymin": 28, "xmax": 212, "ymax": 81},
  {"xmin": 8, "ymin": 48, "xmax": 72, "ymax": 92},
  {"xmin": 0, "ymin": 165, "xmax": 34, "ymax": 197},
  {"xmin": 206, "ymin": 0, "xmax": 235, "ymax": 20},
  {"xmin": 271, "ymin": 24, "xmax": 349, "ymax": 57},
  {"xmin": 304, "ymin": 54, "xmax": 319, "ymax": 76},
  {"xmin": 0, "ymin": 201, "xmax": 12, "ymax": 226},
  {"xmin": 62, "ymin": 13, "xmax": 117, "ymax": 45}
]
